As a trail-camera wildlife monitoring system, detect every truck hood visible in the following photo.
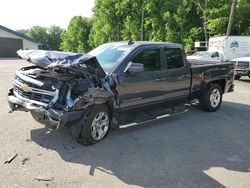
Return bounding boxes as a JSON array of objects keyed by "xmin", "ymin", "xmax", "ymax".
[
  {"xmin": 186, "ymin": 55, "xmax": 202, "ymax": 60},
  {"xmin": 187, "ymin": 54, "xmax": 221, "ymax": 62},
  {"xmin": 231, "ymin": 56, "xmax": 250, "ymax": 62},
  {"xmin": 17, "ymin": 50, "xmax": 106, "ymax": 77}
]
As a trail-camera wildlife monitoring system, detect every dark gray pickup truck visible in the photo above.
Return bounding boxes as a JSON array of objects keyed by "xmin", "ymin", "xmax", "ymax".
[{"xmin": 8, "ymin": 42, "xmax": 235, "ymax": 145}]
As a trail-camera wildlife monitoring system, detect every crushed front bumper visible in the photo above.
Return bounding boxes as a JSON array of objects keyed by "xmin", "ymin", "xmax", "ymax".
[{"xmin": 8, "ymin": 88, "xmax": 86, "ymax": 127}]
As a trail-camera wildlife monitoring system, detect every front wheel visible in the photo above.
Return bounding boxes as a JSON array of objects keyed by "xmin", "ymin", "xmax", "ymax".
[
  {"xmin": 199, "ymin": 84, "xmax": 223, "ymax": 112},
  {"xmin": 79, "ymin": 105, "xmax": 110, "ymax": 145}
]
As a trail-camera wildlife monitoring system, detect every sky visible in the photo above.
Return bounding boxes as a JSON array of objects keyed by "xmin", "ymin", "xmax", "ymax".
[{"xmin": 0, "ymin": 0, "xmax": 95, "ymax": 30}]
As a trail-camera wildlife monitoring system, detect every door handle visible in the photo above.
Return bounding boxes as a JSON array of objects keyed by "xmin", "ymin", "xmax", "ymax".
[{"xmin": 155, "ymin": 78, "xmax": 166, "ymax": 82}]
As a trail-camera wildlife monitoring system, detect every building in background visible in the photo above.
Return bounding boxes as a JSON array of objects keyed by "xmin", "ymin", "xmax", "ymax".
[{"xmin": 0, "ymin": 25, "xmax": 39, "ymax": 57}]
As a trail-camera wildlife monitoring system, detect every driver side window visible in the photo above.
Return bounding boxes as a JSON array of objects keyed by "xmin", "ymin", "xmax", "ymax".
[{"xmin": 132, "ymin": 49, "xmax": 161, "ymax": 72}]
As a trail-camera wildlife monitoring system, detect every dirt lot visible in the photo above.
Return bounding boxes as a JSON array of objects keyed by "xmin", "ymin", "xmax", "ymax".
[{"xmin": 0, "ymin": 59, "xmax": 250, "ymax": 188}]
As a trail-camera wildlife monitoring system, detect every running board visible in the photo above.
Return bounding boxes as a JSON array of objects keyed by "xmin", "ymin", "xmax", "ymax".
[{"xmin": 119, "ymin": 108, "xmax": 188, "ymax": 129}]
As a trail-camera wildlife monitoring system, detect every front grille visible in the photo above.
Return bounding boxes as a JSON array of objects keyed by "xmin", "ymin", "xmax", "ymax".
[
  {"xmin": 13, "ymin": 74, "xmax": 55, "ymax": 104},
  {"xmin": 14, "ymin": 75, "xmax": 54, "ymax": 91},
  {"xmin": 236, "ymin": 61, "xmax": 249, "ymax": 69},
  {"xmin": 14, "ymin": 85, "xmax": 53, "ymax": 103}
]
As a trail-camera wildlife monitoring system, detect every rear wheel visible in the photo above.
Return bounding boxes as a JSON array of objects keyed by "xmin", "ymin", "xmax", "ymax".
[
  {"xmin": 79, "ymin": 105, "xmax": 110, "ymax": 145},
  {"xmin": 234, "ymin": 75, "xmax": 241, "ymax": 80},
  {"xmin": 199, "ymin": 84, "xmax": 223, "ymax": 112}
]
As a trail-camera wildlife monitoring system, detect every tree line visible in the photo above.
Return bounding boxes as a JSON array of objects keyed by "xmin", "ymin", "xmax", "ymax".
[{"xmin": 18, "ymin": 0, "xmax": 250, "ymax": 52}]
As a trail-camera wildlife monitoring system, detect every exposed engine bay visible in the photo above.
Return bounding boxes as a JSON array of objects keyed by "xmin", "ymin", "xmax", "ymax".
[{"xmin": 8, "ymin": 50, "xmax": 117, "ymax": 128}]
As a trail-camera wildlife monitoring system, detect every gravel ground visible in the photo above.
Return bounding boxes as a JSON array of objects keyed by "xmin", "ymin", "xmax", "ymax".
[{"xmin": 0, "ymin": 59, "xmax": 250, "ymax": 188}]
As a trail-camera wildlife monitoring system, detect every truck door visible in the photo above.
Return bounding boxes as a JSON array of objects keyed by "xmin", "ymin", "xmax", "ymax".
[
  {"xmin": 161, "ymin": 47, "xmax": 191, "ymax": 101},
  {"xmin": 118, "ymin": 46, "xmax": 167, "ymax": 109}
]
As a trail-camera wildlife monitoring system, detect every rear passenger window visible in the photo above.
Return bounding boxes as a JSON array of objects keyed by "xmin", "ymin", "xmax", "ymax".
[
  {"xmin": 133, "ymin": 49, "xmax": 161, "ymax": 71},
  {"xmin": 165, "ymin": 48, "xmax": 184, "ymax": 69}
]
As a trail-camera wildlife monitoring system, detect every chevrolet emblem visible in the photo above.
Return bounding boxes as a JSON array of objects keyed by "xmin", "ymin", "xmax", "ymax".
[{"xmin": 20, "ymin": 85, "xmax": 32, "ymax": 92}]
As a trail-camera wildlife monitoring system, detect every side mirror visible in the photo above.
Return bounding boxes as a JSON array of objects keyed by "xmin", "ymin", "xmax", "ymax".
[{"xmin": 124, "ymin": 62, "xmax": 144, "ymax": 74}]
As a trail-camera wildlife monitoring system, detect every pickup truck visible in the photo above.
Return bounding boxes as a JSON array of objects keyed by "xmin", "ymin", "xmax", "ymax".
[
  {"xmin": 187, "ymin": 51, "xmax": 222, "ymax": 62},
  {"xmin": 8, "ymin": 42, "xmax": 235, "ymax": 145},
  {"xmin": 231, "ymin": 55, "xmax": 250, "ymax": 80}
]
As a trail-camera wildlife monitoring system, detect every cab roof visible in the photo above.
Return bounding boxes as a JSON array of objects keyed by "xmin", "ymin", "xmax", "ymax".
[{"xmin": 107, "ymin": 41, "xmax": 183, "ymax": 48}]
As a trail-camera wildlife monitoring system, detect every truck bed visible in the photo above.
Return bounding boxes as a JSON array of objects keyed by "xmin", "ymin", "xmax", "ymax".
[
  {"xmin": 188, "ymin": 59, "xmax": 227, "ymax": 66},
  {"xmin": 188, "ymin": 60, "xmax": 235, "ymax": 99}
]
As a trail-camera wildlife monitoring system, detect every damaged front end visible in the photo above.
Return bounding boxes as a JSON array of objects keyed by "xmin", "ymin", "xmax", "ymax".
[{"xmin": 8, "ymin": 50, "xmax": 117, "ymax": 128}]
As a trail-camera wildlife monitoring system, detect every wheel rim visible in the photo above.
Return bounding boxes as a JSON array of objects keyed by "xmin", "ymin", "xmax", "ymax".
[
  {"xmin": 91, "ymin": 112, "xmax": 109, "ymax": 141},
  {"xmin": 210, "ymin": 88, "xmax": 221, "ymax": 108}
]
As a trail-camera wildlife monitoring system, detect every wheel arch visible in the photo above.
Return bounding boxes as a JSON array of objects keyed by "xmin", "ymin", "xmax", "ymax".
[
  {"xmin": 207, "ymin": 79, "xmax": 226, "ymax": 93},
  {"xmin": 199, "ymin": 81, "xmax": 223, "ymax": 112}
]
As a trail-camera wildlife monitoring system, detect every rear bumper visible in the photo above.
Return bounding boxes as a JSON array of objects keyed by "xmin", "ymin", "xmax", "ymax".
[{"xmin": 8, "ymin": 88, "xmax": 85, "ymax": 127}]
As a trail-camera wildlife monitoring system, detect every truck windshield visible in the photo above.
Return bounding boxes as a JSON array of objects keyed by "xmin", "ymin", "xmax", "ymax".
[
  {"xmin": 193, "ymin": 52, "xmax": 211, "ymax": 57},
  {"xmin": 88, "ymin": 43, "xmax": 133, "ymax": 72}
]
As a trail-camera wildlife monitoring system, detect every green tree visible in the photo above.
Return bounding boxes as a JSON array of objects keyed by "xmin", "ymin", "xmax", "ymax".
[
  {"xmin": 121, "ymin": 0, "xmax": 146, "ymax": 41},
  {"xmin": 60, "ymin": 16, "xmax": 92, "ymax": 52},
  {"xmin": 18, "ymin": 26, "xmax": 63, "ymax": 50},
  {"xmin": 191, "ymin": 0, "xmax": 209, "ymax": 42},
  {"xmin": 89, "ymin": 0, "xmax": 125, "ymax": 47},
  {"xmin": 233, "ymin": 0, "xmax": 250, "ymax": 35},
  {"xmin": 28, "ymin": 26, "xmax": 49, "ymax": 49},
  {"xmin": 47, "ymin": 25, "xmax": 64, "ymax": 51},
  {"xmin": 86, "ymin": 0, "xmax": 250, "ymax": 51},
  {"xmin": 145, "ymin": 0, "xmax": 170, "ymax": 41},
  {"xmin": 16, "ymin": 0, "xmax": 250, "ymax": 52},
  {"xmin": 90, "ymin": 0, "xmax": 203, "ymax": 50},
  {"xmin": 206, "ymin": 0, "xmax": 231, "ymax": 37}
]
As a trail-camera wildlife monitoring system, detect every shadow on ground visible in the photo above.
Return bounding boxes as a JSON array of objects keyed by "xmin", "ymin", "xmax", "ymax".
[{"xmin": 31, "ymin": 101, "xmax": 250, "ymax": 187}]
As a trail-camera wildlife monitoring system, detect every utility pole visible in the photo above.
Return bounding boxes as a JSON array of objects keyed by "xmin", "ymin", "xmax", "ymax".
[
  {"xmin": 226, "ymin": 0, "xmax": 237, "ymax": 36},
  {"xmin": 140, "ymin": 0, "xmax": 145, "ymax": 41}
]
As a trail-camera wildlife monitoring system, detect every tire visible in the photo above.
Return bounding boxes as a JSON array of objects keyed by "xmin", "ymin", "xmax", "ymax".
[
  {"xmin": 234, "ymin": 75, "xmax": 241, "ymax": 80},
  {"xmin": 199, "ymin": 84, "xmax": 223, "ymax": 112},
  {"xmin": 79, "ymin": 104, "xmax": 110, "ymax": 145}
]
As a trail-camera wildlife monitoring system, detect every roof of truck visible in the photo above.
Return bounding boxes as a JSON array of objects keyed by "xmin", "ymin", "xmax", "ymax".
[{"xmin": 107, "ymin": 41, "xmax": 183, "ymax": 48}]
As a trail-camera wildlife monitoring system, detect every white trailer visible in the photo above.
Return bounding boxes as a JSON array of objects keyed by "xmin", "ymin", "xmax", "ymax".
[
  {"xmin": 209, "ymin": 36, "xmax": 250, "ymax": 61},
  {"xmin": 187, "ymin": 36, "xmax": 250, "ymax": 62}
]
